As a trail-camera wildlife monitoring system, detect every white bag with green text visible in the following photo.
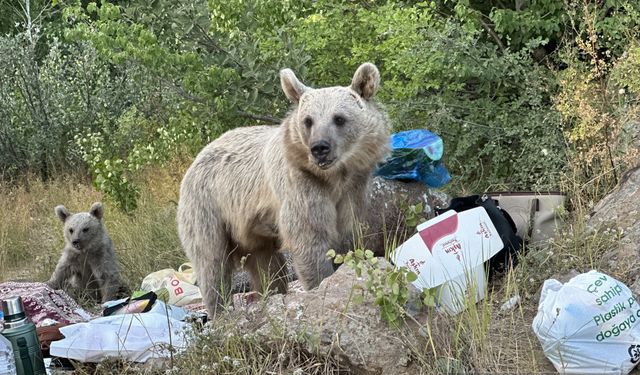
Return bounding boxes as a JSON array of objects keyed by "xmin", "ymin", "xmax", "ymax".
[{"xmin": 533, "ymin": 270, "xmax": 640, "ymax": 374}]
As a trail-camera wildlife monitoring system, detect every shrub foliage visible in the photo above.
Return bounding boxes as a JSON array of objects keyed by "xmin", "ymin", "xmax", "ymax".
[{"xmin": 0, "ymin": 0, "xmax": 639, "ymax": 210}]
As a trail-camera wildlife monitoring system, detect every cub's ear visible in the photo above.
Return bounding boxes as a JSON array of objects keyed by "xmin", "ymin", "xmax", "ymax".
[
  {"xmin": 55, "ymin": 205, "xmax": 70, "ymax": 223},
  {"xmin": 280, "ymin": 68, "xmax": 309, "ymax": 104},
  {"xmin": 350, "ymin": 62, "xmax": 380, "ymax": 100},
  {"xmin": 89, "ymin": 202, "xmax": 104, "ymax": 220}
]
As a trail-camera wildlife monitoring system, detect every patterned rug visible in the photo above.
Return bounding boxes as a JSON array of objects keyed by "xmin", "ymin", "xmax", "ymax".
[{"xmin": 0, "ymin": 281, "xmax": 96, "ymax": 326}]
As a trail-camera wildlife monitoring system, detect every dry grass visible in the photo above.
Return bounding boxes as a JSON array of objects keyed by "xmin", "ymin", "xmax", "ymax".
[
  {"xmin": 171, "ymin": 318, "xmax": 349, "ymax": 375},
  {"xmin": 0, "ymin": 159, "xmax": 190, "ymax": 293}
]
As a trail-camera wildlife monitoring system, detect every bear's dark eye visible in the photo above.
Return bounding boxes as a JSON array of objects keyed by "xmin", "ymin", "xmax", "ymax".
[
  {"xmin": 303, "ymin": 117, "xmax": 313, "ymax": 129},
  {"xmin": 334, "ymin": 115, "xmax": 346, "ymax": 127},
  {"xmin": 69, "ymin": 228, "xmax": 74, "ymax": 234},
  {"xmin": 82, "ymin": 228, "xmax": 89, "ymax": 233}
]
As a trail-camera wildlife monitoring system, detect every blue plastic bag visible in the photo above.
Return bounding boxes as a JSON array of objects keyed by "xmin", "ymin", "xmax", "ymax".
[
  {"xmin": 375, "ymin": 129, "xmax": 451, "ymax": 188},
  {"xmin": 391, "ymin": 129, "xmax": 444, "ymax": 161}
]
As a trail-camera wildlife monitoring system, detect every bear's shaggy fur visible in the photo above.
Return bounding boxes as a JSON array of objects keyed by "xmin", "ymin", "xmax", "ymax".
[
  {"xmin": 47, "ymin": 202, "xmax": 129, "ymax": 303},
  {"xmin": 177, "ymin": 63, "xmax": 390, "ymax": 315}
]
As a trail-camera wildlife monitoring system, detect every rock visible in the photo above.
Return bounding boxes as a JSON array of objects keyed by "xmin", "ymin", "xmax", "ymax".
[
  {"xmin": 587, "ymin": 166, "xmax": 640, "ymax": 282},
  {"xmin": 232, "ymin": 259, "xmax": 425, "ymax": 375},
  {"xmin": 499, "ymin": 295, "xmax": 521, "ymax": 312},
  {"xmin": 588, "ymin": 166, "xmax": 640, "ymax": 230},
  {"xmin": 361, "ymin": 176, "xmax": 449, "ymax": 256}
]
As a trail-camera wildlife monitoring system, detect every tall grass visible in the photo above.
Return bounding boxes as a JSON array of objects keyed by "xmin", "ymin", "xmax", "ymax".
[{"xmin": 0, "ymin": 160, "xmax": 190, "ymax": 293}]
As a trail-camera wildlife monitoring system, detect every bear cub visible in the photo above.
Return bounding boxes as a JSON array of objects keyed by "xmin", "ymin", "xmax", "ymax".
[{"xmin": 47, "ymin": 202, "xmax": 129, "ymax": 303}]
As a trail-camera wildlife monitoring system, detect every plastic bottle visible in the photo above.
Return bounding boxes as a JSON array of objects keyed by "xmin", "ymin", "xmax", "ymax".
[{"xmin": 0, "ymin": 334, "xmax": 16, "ymax": 375}]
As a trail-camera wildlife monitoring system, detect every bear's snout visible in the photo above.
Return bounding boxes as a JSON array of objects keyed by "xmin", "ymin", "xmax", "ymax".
[
  {"xmin": 310, "ymin": 140, "xmax": 333, "ymax": 167},
  {"xmin": 71, "ymin": 240, "xmax": 80, "ymax": 248}
]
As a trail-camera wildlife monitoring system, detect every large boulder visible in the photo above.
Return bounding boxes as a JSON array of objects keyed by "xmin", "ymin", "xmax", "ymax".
[
  {"xmin": 232, "ymin": 259, "xmax": 425, "ymax": 375},
  {"xmin": 587, "ymin": 166, "xmax": 640, "ymax": 283},
  {"xmin": 588, "ymin": 166, "xmax": 640, "ymax": 229}
]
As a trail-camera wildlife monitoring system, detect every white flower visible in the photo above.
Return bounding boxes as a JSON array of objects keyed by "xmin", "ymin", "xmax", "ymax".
[
  {"xmin": 619, "ymin": 88, "xmax": 626, "ymax": 95},
  {"xmin": 541, "ymin": 148, "xmax": 549, "ymax": 156}
]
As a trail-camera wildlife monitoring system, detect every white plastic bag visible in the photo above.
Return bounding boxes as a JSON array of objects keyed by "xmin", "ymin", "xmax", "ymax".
[
  {"xmin": 50, "ymin": 301, "xmax": 190, "ymax": 363},
  {"xmin": 532, "ymin": 270, "xmax": 640, "ymax": 374},
  {"xmin": 140, "ymin": 263, "xmax": 202, "ymax": 306}
]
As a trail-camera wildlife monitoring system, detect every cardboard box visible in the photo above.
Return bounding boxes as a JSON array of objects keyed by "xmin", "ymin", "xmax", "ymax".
[{"xmin": 391, "ymin": 207, "xmax": 504, "ymax": 315}]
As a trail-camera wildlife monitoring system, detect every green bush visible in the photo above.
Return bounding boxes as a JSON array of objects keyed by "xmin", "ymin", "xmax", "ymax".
[
  {"xmin": 292, "ymin": 2, "xmax": 566, "ymax": 190},
  {"xmin": 1, "ymin": 0, "xmax": 640, "ymax": 209}
]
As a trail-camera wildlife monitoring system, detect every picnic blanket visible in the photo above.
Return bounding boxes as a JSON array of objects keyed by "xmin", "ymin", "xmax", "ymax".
[{"xmin": 0, "ymin": 281, "xmax": 95, "ymax": 326}]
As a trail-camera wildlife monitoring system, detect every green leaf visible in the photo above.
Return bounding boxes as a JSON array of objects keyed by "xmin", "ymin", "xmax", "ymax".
[
  {"xmin": 423, "ymin": 290, "xmax": 436, "ymax": 306},
  {"xmin": 406, "ymin": 271, "xmax": 418, "ymax": 282},
  {"xmin": 87, "ymin": 2, "xmax": 98, "ymax": 13},
  {"xmin": 392, "ymin": 282, "xmax": 400, "ymax": 295}
]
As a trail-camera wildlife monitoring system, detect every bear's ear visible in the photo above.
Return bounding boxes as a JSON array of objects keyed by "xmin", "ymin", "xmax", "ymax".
[
  {"xmin": 350, "ymin": 62, "xmax": 380, "ymax": 100},
  {"xmin": 89, "ymin": 202, "xmax": 104, "ymax": 220},
  {"xmin": 55, "ymin": 205, "xmax": 70, "ymax": 223},
  {"xmin": 280, "ymin": 68, "xmax": 308, "ymax": 103}
]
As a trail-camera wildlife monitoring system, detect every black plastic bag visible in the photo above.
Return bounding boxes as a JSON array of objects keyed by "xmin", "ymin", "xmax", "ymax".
[{"xmin": 436, "ymin": 194, "xmax": 523, "ymax": 276}]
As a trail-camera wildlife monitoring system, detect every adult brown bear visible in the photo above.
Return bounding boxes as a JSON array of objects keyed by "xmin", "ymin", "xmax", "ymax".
[{"xmin": 177, "ymin": 63, "xmax": 390, "ymax": 316}]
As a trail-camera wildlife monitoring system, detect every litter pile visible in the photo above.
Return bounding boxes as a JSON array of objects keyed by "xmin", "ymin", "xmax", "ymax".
[
  {"xmin": 379, "ymin": 130, "xmax": 564, "ymax": 316},
  {"xmin": 0, "ymin": 273, "xmax": 207, "ymax": 374}
]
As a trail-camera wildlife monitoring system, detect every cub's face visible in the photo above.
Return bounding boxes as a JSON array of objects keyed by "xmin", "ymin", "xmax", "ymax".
[
  {"xmin": 55, "ymin": 202, "xmax": 104, "ymax": 252},
  {"xmin": 296, "ymin": 88, "xmax": 366, "ymax": 170},
  {"xmin": 63, "ymin": 213, "xmax": 102, "ymax": 251}
]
